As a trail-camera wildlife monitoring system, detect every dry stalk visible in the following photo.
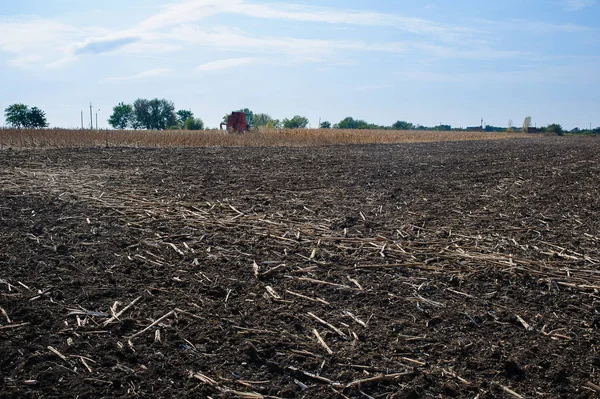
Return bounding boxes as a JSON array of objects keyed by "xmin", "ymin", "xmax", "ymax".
[
  {"xmin": 313, "ymin": 329, "xmax": 334, "ymax": 354},
  {"xmin": 129, "ymin": 310, "xmax": 175, "ymax": 340},
  {"xmin": 0, "ymin": 306, "xmax": 11, "ymax": 323},
  {"xmin": 0, "ymin": 322, "xmax": 29, "ymax": 330},
  {"xmin": 103, "ymin": 296, "xmax": 142, "ymax": 326},
  {"xmin": 308, "ymin": 312, "xmax": 348, "ymax": 340},
  {"xmin": 346, "ymin": 372, "xmax": 411, "ymax": 388}
]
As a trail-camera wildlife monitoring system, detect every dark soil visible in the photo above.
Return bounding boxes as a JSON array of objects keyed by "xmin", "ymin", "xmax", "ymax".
[{"xmin": 1, "ymin": 137, "xmax": 599, "ymax": 398}]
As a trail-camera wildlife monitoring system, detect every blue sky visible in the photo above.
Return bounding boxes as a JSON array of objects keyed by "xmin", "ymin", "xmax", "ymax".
[{"xmin": 0, "ymin": 0, "xmax": 598, "ymax": 129}]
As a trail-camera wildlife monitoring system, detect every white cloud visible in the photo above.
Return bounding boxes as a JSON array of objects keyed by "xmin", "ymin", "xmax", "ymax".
[
  {"xmin": 0, "ymin": 17, "xmax": 105, "ymax": 67},
  {"xmin": 0, "ymin": 0, "xmax": 595, "ymax": 71},
  {"xmin": 134, "ymin": 0, "xmax": 478, "ymax": 43},
  {"xmin": 107, "ymin": 68, "xmax": 171, "ymax": 81},
  {"xmin": 196, "ymin": 57, "xmax": 254, "ymax": 72},
  {"xmin": 562, "ymin": 0, "xmax": 596, "ymax": 11}
]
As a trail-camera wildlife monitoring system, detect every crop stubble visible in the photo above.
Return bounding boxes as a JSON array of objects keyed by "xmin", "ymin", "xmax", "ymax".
[{"xmin": 0, "ymin": 136, "xmax": 599, "ymax": 398}]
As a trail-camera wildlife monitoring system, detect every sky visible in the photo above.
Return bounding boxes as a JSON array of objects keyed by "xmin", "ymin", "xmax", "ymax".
[{"xmin": 0, "ymin": 0, "xmax": 598, "ymax": 130}]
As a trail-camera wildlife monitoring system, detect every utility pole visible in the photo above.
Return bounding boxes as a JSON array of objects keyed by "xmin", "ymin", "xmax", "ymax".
[
  {"xmin": 81, "ymin": 111, "xmax": 84, "ymax": 129},
  {"xmin": 89, "ymin": 102, "xmax": 93, "ymax": 130}
]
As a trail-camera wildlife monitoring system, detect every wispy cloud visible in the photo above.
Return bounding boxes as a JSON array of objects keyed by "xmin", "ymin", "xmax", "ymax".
[
  {"xmin": 107, "ymin": 68, "xmax": 171, "ymax": 81},
  {"xmin": 75, "ymin": 37, "xmax": 140, "ymax": 55},
  {"xmin": 0, "ymin": 0, "xmax": 596, "ymax": 71},
  {"xmin": 0, "ymin": 17, "xmax": 105, "ymax": 67},
  {"xmin": 562, "ymin": 0, "xmax": 596, "ymax": 11},
  {"xmin": 135, "ymin": 0, "xmax": 478, "ymax": 43},
  {"xmin": 475, "ymin": 18, "xmax": 594, "ymax": 34},
  {"xmin": 196, "ymin": 57, "xmax": 254, "ymax": 72}
]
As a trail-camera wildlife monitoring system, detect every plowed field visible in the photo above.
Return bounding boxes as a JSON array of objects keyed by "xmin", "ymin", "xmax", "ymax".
[{"xmin": 1, "ymin": 137, "xmax": 599, "ymax": 398}]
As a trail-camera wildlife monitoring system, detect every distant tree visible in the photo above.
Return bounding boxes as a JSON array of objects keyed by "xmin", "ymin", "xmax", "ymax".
[
  {"xmin": 176, "ymin": 110, "xmax": 194, "ymax": 128},
  {"xmin": 108, "ymin": 102, "xmax": 134, "ymax": 129},
  {"xmin": 391, "ymin": 120, "xmax": 414, "ymax": 130},
  {"xmin": 4, "ymin": 104, "xmax": 31, "ymax": 128},
  {"xmin": 546, "ymin": 123, "xmax": 563, "ymax": 136},
  {"xmin": 336, "ymin": 117, "xmax": 369, "ymax": 129},
  {"xmin": 265, "ymin": 120, "xmax": 281, "ymax": 128},
  {"xmin": 507, "ymin": 119, "xmax": 514, "ymax": 132},
  {"xmin": 4, "ymin": 104, "xmax": 48, "ymax": 128},
  {"xmin": 133, "ymin": 98, "xmax": 176, "ymax": 130},
  {"xmin": 26, "ymin": 107, "xmax": 49, "ymax": 128},
  {"xmin": 253, "ymin": 113, "xmax": 280, "ymax": 128},
  {"xmin": 435, "ymin": 124, "xmax": 452, "ymax": 131},
  {"xmin": 522, "ymin": 116, "xmax": 532, "ymax": 133},
  {"xmin": 320, "ymin": 121, "xmax": 331, "ymax": 129},
  {"xmin": 183, "ymin": 117, "xmax": 204, "ymax": 130},
  {"xmin": 283, "ymin": 115, "xmax": 309, "ymax": 129}
]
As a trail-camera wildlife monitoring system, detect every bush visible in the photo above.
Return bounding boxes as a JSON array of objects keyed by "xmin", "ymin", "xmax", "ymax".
[
  {"xmin": 546, "ymin": 124, "xmax": 563, "ymax": 136},
  {"xmin": 184, "ymin": 117, "xmax": 204, "ymax": 130}
]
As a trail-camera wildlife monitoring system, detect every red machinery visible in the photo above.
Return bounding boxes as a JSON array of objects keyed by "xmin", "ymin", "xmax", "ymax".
[{"xmin": 220, "ymin": 111, "xmax": 252, "ymax": 133}]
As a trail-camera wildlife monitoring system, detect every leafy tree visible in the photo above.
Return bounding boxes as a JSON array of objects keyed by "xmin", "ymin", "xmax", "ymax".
[
  {"xmin": 253, "ymin": 113, "xmax": 280, "ymax": 128},
  {"xmin": 336, "ymin": 117, "xmax": 367, "ymax": 129},
  {"xmin": 320, "ymin": 121, "xmax": 331, "ymax": 129},
  {"xmin": 108, "ymin": 102, "xmax": 134, "ymax": 129},
  {"xmin": 4, "ymin": 104, "xmax": 31, "ymax": 128},
  {"xmin": 184, "ymin": 117, "xmax": 204, "ymax": 130},
  {"xmin": 176, "ymin": 110, "xmax": 194, "ymax": 128},
  {"xmin": 392, "ymin": 120, "xmax": 414, "ymax": 130},
  {"xmin": 133, "ymin": 98, "xmax": 176, "ymax": 130},
  {"xmin": 546, "ymin": 123, "xmax": 563, "ymax": 136},
  {"xmin": 522, "ymin": 116, "xmax": 532, "ymax": 133},
  {"xmin": 265, "ymin": 120, "xmax": 281, "ymax": 128},
  {"xmin": 335, "ymin": 117, "xmax": 383, "ymax": 129},
  {"xmin": 26, "ymin": 107, "xmax": 49, "ymax": 128},
  {"xmin": 282, "ymin": 115, "xmax": 309, "ymax": 129},
  {"xmin": 4, "ymin": 104, "xmax": 48, "ymax": 128}
]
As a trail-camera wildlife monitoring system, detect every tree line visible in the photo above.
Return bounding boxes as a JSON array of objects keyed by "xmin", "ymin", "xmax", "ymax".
[
  {"xmin": 3, "ymin": 102, "xmax": 599, "ymax": 135},
  {"xmin": 108, "ymin": 99, "xmax": 204, "ymax": 130}
]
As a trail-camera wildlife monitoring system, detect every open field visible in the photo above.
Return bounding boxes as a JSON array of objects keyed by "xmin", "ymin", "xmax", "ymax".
[
  {"xmin": 1, "ymin": 136, "xmax": 599, "ymax": 398},
  {"xmin": 0, "ymin": 128, "xmax": 525, "ymax": 148}
]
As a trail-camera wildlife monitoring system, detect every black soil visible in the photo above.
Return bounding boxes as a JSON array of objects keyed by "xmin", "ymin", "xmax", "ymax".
[{"xmin": 1, "ymin": 137, "xmax": 599, "ymax": 398}]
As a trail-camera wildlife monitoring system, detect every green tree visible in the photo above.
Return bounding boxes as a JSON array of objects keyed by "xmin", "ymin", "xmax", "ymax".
[
  {"xmin": 546, "ymin": 123, "xmax": 563, "ymax": 136},
  {"xmin": 391, "ymin": 120, "xmax": 413, "ymax": 130},
  {"xmin": 108, "ymin": 102, "xmax": 134, "ymax": 129},
  {"xmin": 26, "ymin": 107, "xmax": 49, "ymax": 128},
  {"xmin": 265, "ymin": 120, "xmax": 281, "ymax": 128},
  {"xmin": 4, "ymin": 104, "xmax": 48, "ymax": 128},
  {"xmin": 336, "ymin": 117, "xmax": 371, "ymax": 129},
  {"xmin": 176, "ymin": 110, "xmax": 194, "ymax": 128},
  {"xmin": 283, "ymin": 115, "xmax": 309, "ymax": 129},
  {"xmin": 4, "ymin": 104, "xmax": 30, "ymax": 128},
  {"xmin": 184, "ymin": 117, "xmax": 204, "ymax": 130},
  {"xmin": 253, "ymin": 113, "xmax": 280, "ymax": 128},
  {"xmin": 133, "ymin": 98, "xmax": 177, "ymax": 130},
  {"xmin": 320, "ymin": 121, "xmax": 331, "ymax": 129}
]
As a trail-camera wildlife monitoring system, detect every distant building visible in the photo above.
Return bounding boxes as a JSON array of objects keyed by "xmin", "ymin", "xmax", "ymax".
[{"xmin": 527, "ymin": 127, "xmax": 540, "ymax": 133}]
